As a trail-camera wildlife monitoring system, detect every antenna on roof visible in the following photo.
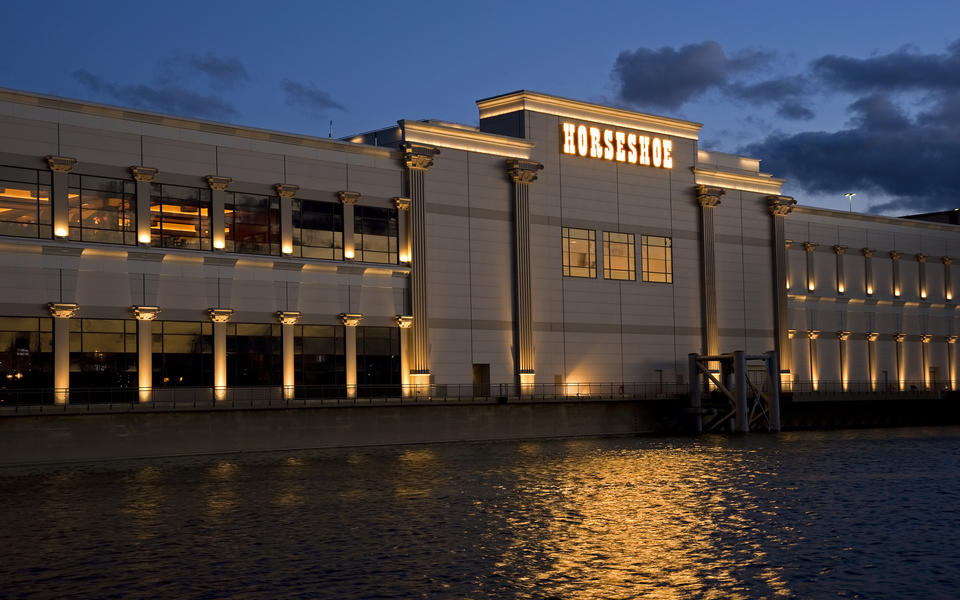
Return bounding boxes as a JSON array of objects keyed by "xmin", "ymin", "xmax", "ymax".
[{"xmin": 329, "ymin": 120, "xmax": 333, "ymax": 138}]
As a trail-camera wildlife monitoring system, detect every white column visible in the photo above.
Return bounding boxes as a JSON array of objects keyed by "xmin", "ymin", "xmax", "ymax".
[
  {"xmin": 834, "ymin": 245, "xmax": 847, "ymax": 294},
  {"xmin": 867, "ymin": 332, "xmax": 879, "ymax": 391},
  {"xmin": 277, "ymin": 311, "xmax": 301, "ymax": 399},
  {"xmin": 807, "ymin": 330, "xmax": 820, "ymax": 391},
  {"xmin": 917, "ymin": 254, "xmax": 928, "ymax": 300},
  {"xmin": 132, "ymin": 306, "xmax": 161, "ymax": 402},
  {"xmin": 208, "ymin": 308, "xmax": 233, "ymax": 400},
  {"xmin": 943, "ymin": 257, "xmax": 953, "ymax": 302},
  {"xmin": 696, "ymin": 185, "xmax": 724, "ymax": 358},
  {"xmin": 338, "ymin": 191, "xmax": 360, "ymax": 260},
  {"xmin": 206, "ymin": 176, "xmax": 231, "ymax": 250},
  {"xmin": 895, "ymin": 333, "xmax": 906, "ymax": 390},
  {"xmin": 397, "ymin": 315, "xmax": 412, "ymax": 396},
  {"xmin": 768, "ymin": 196, "xmax": 797, "ymax": 382},
  {"xmin": 863, "ymin": 248, "xmax": 875, "ymax": 296},
  {"xmin": 46, "ymin": 156, "xmax": 77, "ymax": 238},
  {"xmin": 837, "ymin": 331, "xmax": 850, "ymax": 391},
  {"xmin": 921, "ymin": 334, "xmax": 932, "ymax": 389},
  {"xmin": 130, "ymin": 167, "xmax": 158, "ymax": 245},
  {"xmin": 508, "ymin": 159, "xmax": 543, "ymax": 394},
  {"xmin": 393, "ymin": 197, "xmax": 411, "ymax": 263},
  {"xmin": 948, "ymin": 336, "xmax": 957, "ymax": 390},
  {"xmin": 275, "ymin": 184, "xmax": 299, "ymax": 255},
  {"xmin": 803, "ymin": 242, "xmax": 817, "ymax": 293},
  {"xmin": 340, "ymin": 313, "xmax": 363, "ymax": 398},
  {"xmin": 48, "ymin": 303, "xmax": 78, "ymax": 404},
  {"xmin": 890, "ymin": 251, "xmax": 902, "ymax": 297}
]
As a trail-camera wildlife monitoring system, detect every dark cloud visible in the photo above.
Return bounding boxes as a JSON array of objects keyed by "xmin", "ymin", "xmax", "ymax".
[
  {"xmin": 612, "ymin": 41, "xmax": 772, "ymax": 109},
  {"xmin": 776, "ymin": 101, "xmax": 815, "ymax": 120},
  {"xmin": 73, "ymin": 69, "xmax": 239, "ymax": 119},
  {"xmin": 741, "ymin": 93, "xmax": 960, "ymax": 214},
  {"xmin": 157, "ymin": 54, "xmax": 250, "ymax": 90},
  {"xmin": 813, "ymin": 41, "xmax": 960, "ymax": 93},
  {"xmin": 727, "ymin": 75, "xmax": 815, "ymax": 120},
  {"xmin": 280, "ymin": 79, "xmax": 344, "ymax": 114}
]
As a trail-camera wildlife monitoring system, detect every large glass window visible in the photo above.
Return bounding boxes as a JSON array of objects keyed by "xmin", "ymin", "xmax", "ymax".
[
  {"xmin": 227, "ymin": 323, "xmax": 281, "ymax": 386},
  {"xmin": 293, "ymin": 199, "xmax": 343, "ymax": 260},
  {"xmin": 69, "ymin": 319, "xmax": 137, "ymax": 394},
  {"xmin": 355, "ymin": 205, "xmax": 398, "ymax": 264},
  {"xmin": 0, "ymin": 317, "xmax": 53, "ymax": 391},
  {"xmin": 0, "ymin": 166, "xmax": 51, "ymax": 239},
  {"xmin": 225, "ymin": 193, "xmax": 280, "ymax": 255},
  {"xmin": 562, "ymin": 227, "xmax": 596, "ymax": 278},
  {"xmin": 641, "ymin": 235, "xmax": 673, "ymax": 283},
  {"xmin": 603, "ymin": 232, "xmax": 636, "ymax": 281},
  {"xmin": 357, "ymin": 326, "xmax": 400, "ymax": 397},
  {"xmin": 150, "ymin": 184, "xmax": 212, "ymax": 250},
  {"xmin": 67, "ymin": 174, "xmax": 136, "ymax": 244},
  {"xmin": 295, "ymin": 325, "xmax": 344, "ymax": 395},
  {"xmin": 152, "ymin": 321, "xmax": 213, "ymax": 386}
]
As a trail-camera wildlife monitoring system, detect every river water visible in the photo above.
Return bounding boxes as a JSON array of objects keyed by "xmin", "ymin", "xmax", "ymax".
[{"xmin": 2, "ymin": 427, "xmax": 959, "ymax": 599}]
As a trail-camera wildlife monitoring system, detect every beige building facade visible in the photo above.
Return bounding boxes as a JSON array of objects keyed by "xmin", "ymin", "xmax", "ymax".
[{"xmin": 0, "ymin": 88, "xmax": 957, "ymax": 403}]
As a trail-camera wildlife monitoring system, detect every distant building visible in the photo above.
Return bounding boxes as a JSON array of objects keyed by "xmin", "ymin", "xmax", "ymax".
[{"xmin": 0, "ymin": 88, "xmax": 957, "ymax": 403}]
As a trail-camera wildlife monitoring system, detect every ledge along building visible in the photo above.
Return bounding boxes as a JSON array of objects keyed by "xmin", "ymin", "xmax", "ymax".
[{"xmin": 0, "ymin": 87, "xmax": 958, "ymax": 404}]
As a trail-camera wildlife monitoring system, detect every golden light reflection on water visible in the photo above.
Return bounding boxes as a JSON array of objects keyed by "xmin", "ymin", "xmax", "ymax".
[
  {"xmin": 274, "ymin": 456, "xmax": 306, "ymax": 507},
  {"xmin": 498, "ymin": 444, "xmax": 792, "ymax": 599},
  {"xmin": 203, "ymin": 461, "xmax": 238, "ymax": 519},
  {"xmin": 394, "ymin": 447, "xmax": 437, "ymax": 498}
]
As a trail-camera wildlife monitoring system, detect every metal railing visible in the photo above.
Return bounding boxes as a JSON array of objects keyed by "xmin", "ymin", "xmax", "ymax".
[
  {"xmin": 784, "ymin": 380, "xmax": 951, "ymax": 399},
  {"xmin": 0, "ymin": 381, "xmax": 688, "ymax": 415}
]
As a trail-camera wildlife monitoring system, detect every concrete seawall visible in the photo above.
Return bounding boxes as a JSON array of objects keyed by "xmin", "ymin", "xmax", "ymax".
[{"xmin": 0, "ymin": 400, "xmax": 667, "ymax": 466}]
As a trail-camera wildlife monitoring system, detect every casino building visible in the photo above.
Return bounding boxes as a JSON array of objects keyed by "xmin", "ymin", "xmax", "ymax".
[{"xmin": 0, "ymin": 87, "xmax": 958, "ymax": 403}]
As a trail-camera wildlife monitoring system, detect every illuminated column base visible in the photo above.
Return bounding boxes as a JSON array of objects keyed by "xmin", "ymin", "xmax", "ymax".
[
  {"xmin": 948, "ymin": 336, "xmax": 958, "ymax": 391},
  {"xmin": 275, "ymin": 185, "xmax": 299, "ymax": 256},
  {"xmin": 131, "ymin": 167, "xmax": 158, "ymax": 246},
  {"xmin": 209, "ymin": 308, "xmax": 233, "ymax": 401},
  {"xmin": 133, "ymin": 306, "xmax": 160, "ymax": 402},
  {"xmin": 48, "ymin": 303, "xmax": 79, "ymax": 405},
  {"xmin": 206, "ymin": 176, "xmax": 231, "ymax": 250},
  {"xmin": 519, "ymin": 371, "xmax": 535, "ymax": 396},
  {"xmin": 340, "ymin": 313, "xmax": 363, "ymax": 399},
  {"xmin": 409, "ymin": 371, "xmax": 431, "ymax": 397},
  {"xmin": 394, "ymin": 198, "xmax": 411, "ymax": 263},
  {"xmin": 277, "ymin": 311, "xmax": 301, "ymax": 400},
  {"xmin": 339, "ymin": 192, "xmax": 359, "ymax": 260}
]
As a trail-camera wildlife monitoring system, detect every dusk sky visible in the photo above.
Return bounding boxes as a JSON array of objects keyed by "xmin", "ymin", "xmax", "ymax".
[{"xmin": 3, "ymin": 0, "xmax": 959, "ymax": 215}]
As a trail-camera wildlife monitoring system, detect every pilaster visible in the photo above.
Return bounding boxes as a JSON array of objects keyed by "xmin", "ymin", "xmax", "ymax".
[
  {"xmin": 47, "ymin": 302, "xmax": 79, "ymax": 404},
  {"xmin": 697, "ymin": 184, "xmax": 724, "ymax": 358},
  {"xmin": 338, "ymin": 191, "xmax": 360, "ymax": 260},
  {"xmin": 46, "ymin": 156, "xmax": 77, "ymax": 238},
  {"xmin": 275, "ymin": 184, "xmax": 299, "ymax": 255},
  {"xmin": 507, "ymin": 158, "xmax": 543, "ymax": 391},
  {"xmin": 803, "ymin": 242, "xmax": 817, "ymax": 293},
  {"xmin": 837, "ymin": 331, "xmax": 850, "ymax": 391},
  {"xmin": 206, "ymin": 176, "xmax": 231, "ymax": 250},
  {"xmin": 943, "ymin": 256, "xmax": 953, "ymax": 301},
  {"xmin": 132, "ymin": 306, "xmax": 160, "ymax": 402},
  {"xmin": 130, "ymin": 167, "xmax": 158, "ymax": 245},
  {"xmin": 862, "ymin": 248, "xmax": 875, "ymax": 295},
  {"xmin": 340, "ymin": 313, "xmax": 363, "ymax": 398},
  {"xmin": 833, "ymin": 245, "xmax": 847, "ymax": 294},
  {"xmin": 768, "ymin": 195, "xmax": 796, "ymax": 378},
  {"xmin": 208, "ymin": 308, "xmax": 233, "ymax": 399},
  {"xmin": 948, "ymin": 335, "xmax": 958, "ymax": 390},
  {"xmin": 890, "ymin": 251, "xmax": 902, "ymax": 297},
  {"xmin": 894, "ymin": 332, "xmax": 906, "ymax": 390},
  {"xmin": 393, "ymin": 197, "xmax": 411, "ymax": 263},
  {"xmin": 917, "ymin": 254, "xmax": 928, "ymax": 299},
  {"xmin": 807, "ymin": 329, "xmax": 820, "ymax": 391},
  {"xmin": 402, "ymin": 142, "xmax": 440, "ymax": 385},
  {"xmin": 396, "ymin": 315, "xmax": 413, "ymax": 396},
  {"xmin": 866, "ymin": 332, "xmax": 880, "ymax": 391}
]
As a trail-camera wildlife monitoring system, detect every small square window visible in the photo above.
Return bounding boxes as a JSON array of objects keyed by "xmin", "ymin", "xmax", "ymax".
[
  {"xmin": 603, "ymin": 232, "xmax": 635, "ymax": 280},
  {"xmin": 641, "ymin": 235, "xmax": 673, "ymax": 283},
  {"xmin": 562, "ymin": 227, "xmax": 596, "ymax": 278}
]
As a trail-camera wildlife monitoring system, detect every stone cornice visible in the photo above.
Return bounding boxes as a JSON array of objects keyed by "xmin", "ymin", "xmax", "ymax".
[
  {"xmin": 506, "ymin": 159, "xmax": 543, "ymax": 184},
  {"xmin": 693, "ymin": 168, "xmax": 784, "ymax": 195},
  {"xmin": 476, "ymin": 90, "xmax": 703, "ymax": 140},
  {"xmin": 130, "ymin": 166, "xmax": 158, "ymax": 182},
  {"xmin": 792, "ymin": 204, "xmax": 960, "ymax": 233},
  {"xmin": 400, "ymin": 119, "xmax": 534, "ymax": 159}
]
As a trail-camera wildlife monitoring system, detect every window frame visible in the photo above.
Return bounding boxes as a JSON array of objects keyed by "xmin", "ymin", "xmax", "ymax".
[
  {"xmin": 562, "ymin": 227, "xmax": 597, "ymax": 278},
  {"xmin": 640, "ymin": 234, "xmax": 673, "ymax": 284},
  {"xmin": 602, "ymin": 231, "xmax": 636, "ymax": 281}
]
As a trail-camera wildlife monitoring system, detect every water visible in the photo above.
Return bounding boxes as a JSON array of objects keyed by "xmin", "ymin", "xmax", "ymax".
[{"xmin": 2, "ymin": 427, "xmax": 959, "ymax": 599}]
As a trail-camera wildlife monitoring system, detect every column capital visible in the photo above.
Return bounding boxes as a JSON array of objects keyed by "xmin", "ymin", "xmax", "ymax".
[
  {"xmin": 130, "ymin": 166, "xmax": 159, "ymax": 182},
  {"xmin": 393, "ymin": 197, "xmax": 411, "ymax": 211},
  {"xmin": 921, "ymin": 334, "xmax": 933, "ymax": 343},
  {"xmin": 767, "ymin": 195, "xmax": 797, "ymax": 216},
  {"xmin": 889, "ymin": 251, "xmax": 901, "ymax": 261},
  {"xmin": 205, "ymin": 176, "xmax": 231, "ymax": 191},
  {"xmin": 784, "ymin": 239, "xmax": 792, "ymax": 249},
  {"xmin": 208, "ymin": 308, "xmax": 233, "ymax": 323},
  {"xmin": 132, "ymin": 306, "xmax": 161, "ymax": 321},
  {"xmin": 339, "ymin": 313, "xmax": 363, "ymax": 327},
  {"xmin": 806, "ymin": 329, "xmax": 820, "ymax": 340},
  {"xmin": 47, "ymin": 302, "xmax": 79, "ymax": 319},
  {"xmin": 802, "ymin": 242, "xmax": 817, "ymax": 253},
  {"xmin": 275, "ymin": 184, "xmax": 299, "ymax": 198},
  {"xmin": 894, "ymin": 333, "xmax": 906, "ymax": 343},
  {"xmin": 862, "ymin": 248, "xmax": 875, "ymax": 258},
  {"xmin": 943, "ymin": 256, "xmax": 953, "ymax": 265},
  {"xmin": 833, "ymin": 245, "xmax": 847, "ymax": 255},
  {"xmin": 45, "ymin": 156, "xmax": 77, "ymax": 173},
  {"xmin": 837, "ymin": 331, "xmax": 851, "ymax": 341},
  {"xmin": 866, "ymin": 332, "xmax": 880, "ymax": 342},
  {"xmin": 396, "ymin": 315, "xmax": 413, "ymax": 329},
  {"xmin": 695, "ymin": 184, "xmax": 724, "ymax": 208},
  {"xmin": 787, "ymin": 329, "xmax": 796, "ymax": 339},
  {"xmin": 276, "ymin": 311, "xmax": 301, "ymax": 325},
  {"xmin": 401, "ymin": 142, "xmax": 439, "ymax": 170},
  {"xmin": 948, "ymin": 335, "xmax": 958, "ymax": 344},
  {"xmin": 506, "ymin": 159, "xmax": 544, "ymax": 184},
  {"xmin": 337, "ymin": 191, "xmax": 360, "ymax": 205},
  {"xmin": 916, "ymin": 253, "xmax": 927, "ymax": 263}
]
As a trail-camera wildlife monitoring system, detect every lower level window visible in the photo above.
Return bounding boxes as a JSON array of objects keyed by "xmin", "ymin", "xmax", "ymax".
[
  {"xmin": 152, "ymin": 321, "xmax": 213, "ymax": 386},
  {"xmin": 69, "ymin": 319, "xmax": 137, "ymax": 390},
  {"xmin": 228, "ymin": 323, "xmax": 281, "ymax": 385},
  {"xmin": 603, "ymin": 232, "xmax": 636, "ymax": 280},
  {"xmin": 0, "ymin": 317, "xmax": 53, "ymax": 389},
  {"xmin": 562, "ymin": 227, "xmax": 596, "ymax": 278},
  {"xmin": 641, "ymin": 235, "xmax": 673, "ymax": 283}
]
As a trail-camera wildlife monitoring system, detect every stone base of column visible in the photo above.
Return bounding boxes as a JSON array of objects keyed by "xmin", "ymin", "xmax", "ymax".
[{"xmin": 410, "ymin": 371, "xmax": 431, "ymax": 397}]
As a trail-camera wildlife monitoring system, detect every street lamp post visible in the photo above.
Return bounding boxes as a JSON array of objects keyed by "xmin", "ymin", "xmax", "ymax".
[{"xmin": 845, "ymin": 192, "xmax": 856, "ymax": 213}]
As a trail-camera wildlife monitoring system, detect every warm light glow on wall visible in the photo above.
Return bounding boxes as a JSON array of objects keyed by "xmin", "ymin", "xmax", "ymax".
[
  {"xmin": 866, "ymin": 285, "xmax": 873, "ymax": 295},
  {"xmin": 282, "ymin": 243, "xmax": 293, "ymax": 255},
  {"xmin": 561, "ymin": 122, "xmax": 673, "ymax": 169},
  {"xmin": 213, "ymin": 238, "xmax": 225, "ymax": 250},
  {"xmin": 54, "ymin": 227, "xmax": 68, "ymax": 238},
  {"xmin": 399, "ymin": 252, "xmax": 410, "ymax": 263},
  {"xmin": 138, "ymin": 233, "xmax": 151, "ymax": 244},
  {"xmin": 808, "ymin": 282, "xmax": 815, "ymax": 292},
  {"xmin": 894, "ymin": 288, "xmax": 901, "ymax": 297},
  {"xmin": 838, "ymin": 284, "xmax": 845, "ymax": 294},
  {"xmin": 344, "ymin": 249, "xmax": 355, "ymax": 259},
  {"xmin": 921, "ymin": 289, "xmax": 927, "ymax": 299}
]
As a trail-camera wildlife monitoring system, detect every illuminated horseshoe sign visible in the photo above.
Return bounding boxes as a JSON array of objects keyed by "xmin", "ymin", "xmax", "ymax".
[{"xmin": 561, "ymin": 122, "xmax": 673, "ymax": 169}]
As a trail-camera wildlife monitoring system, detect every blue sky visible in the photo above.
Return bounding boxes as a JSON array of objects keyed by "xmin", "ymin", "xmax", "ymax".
[{"xmin": 2, "ymin": 0, "xmax": 959, "ymax": 214}]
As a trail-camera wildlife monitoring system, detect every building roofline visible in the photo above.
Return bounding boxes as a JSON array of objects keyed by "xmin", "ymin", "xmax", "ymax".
[
  {"xmin": 0, "ymin": 87, "xmax": 399, "ymax": 159},
  {"xmin": 476, "ymin": 90, "xmax": 703, "ymax": 140},
  {"xmin": 399, "ymin": 119, "xmax": 535, "ymax": 159},
  {"xmin": 794, "ymin": 204, "xmax": 960, "ymax": 232}
]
